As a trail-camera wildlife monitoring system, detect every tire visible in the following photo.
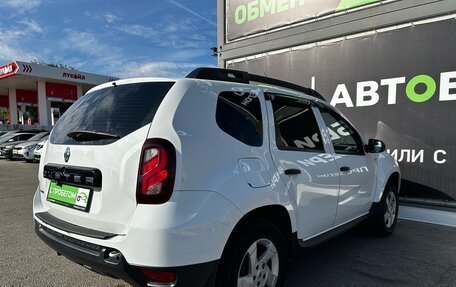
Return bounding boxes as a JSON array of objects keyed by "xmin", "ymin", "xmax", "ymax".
[
  {"xmin": 368, "ymin": 184, "xmax": 399, "ymax": 236},
  {"xmin": 216, "ymin": 219, "xmax": 287, "ymax": 287}
]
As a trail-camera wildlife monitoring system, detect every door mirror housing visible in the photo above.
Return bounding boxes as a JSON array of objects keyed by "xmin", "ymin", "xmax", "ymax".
[{"xmin": 366, "ymin": 139, "xmax": 386, "ymax": 153}]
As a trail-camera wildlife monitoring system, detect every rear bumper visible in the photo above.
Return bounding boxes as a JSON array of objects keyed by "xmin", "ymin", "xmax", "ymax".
[
  {"xmin": 35, "ymin": 220, "xmax": 218, "ymax": 287},
  {"xmin": 33, "ymin": 185, "xmax": 241, "ymax": 268}
]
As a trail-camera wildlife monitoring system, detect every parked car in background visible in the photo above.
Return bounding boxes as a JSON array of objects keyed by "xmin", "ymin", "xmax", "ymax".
[
  {"xmin": 0, "ymin": 131, "xmax": 11, "ymax": 137},
  {"xmin": 11, "ymin": 132, "xmax": 50, "ymax": 162},
  {"xmin": 33, "ymin": 140, "xmax": 46, "ymax": 162},
  {"xmin": 0, "ymin": 132, "xmax": 37, "ymax": 158},
  {"xmin": 0, "ymin": 130, "xmax": 20, "ymax": 140},
  {"xmin": 0, "ymin": 130, "xmax": 45, "ymax": 142}
]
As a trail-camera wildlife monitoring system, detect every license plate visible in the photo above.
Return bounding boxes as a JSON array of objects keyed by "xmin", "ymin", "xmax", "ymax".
[
  {"xmin": 47, "ymin": 182, "xmax": 92, "ymax": 212},
  {"xmin": 12, "ymin": 149, "xmax": 17, "ymax": 154}
]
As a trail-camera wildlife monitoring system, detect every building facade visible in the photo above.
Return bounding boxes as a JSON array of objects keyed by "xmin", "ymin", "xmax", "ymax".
[
  {"xmin": 0, "ymin": 61, "xmax": 117, "ymax": 128},
  {"xmin": 217, "ymin": 0, "xmax": 456, "ymax": 209}
]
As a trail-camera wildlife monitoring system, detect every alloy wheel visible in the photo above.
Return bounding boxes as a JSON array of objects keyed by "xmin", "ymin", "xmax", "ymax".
[
  {"xmin": 384, "ymin": 191, "xmax": 397, "ymax": 229},
  {"xmin": 237, "ymin": 238, "xmax": 279, "ymax": 287}
]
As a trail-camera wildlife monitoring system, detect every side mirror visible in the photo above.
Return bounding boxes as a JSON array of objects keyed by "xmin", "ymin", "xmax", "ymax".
[{"xmin": 366, "ymin": 139, "xmax": 386, "ymax": 153}]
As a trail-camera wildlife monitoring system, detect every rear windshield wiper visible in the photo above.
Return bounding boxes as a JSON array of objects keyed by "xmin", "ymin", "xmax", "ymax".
[{"xmin": 67, "ymin": 130, "xmax": 121, "ymax": 142}]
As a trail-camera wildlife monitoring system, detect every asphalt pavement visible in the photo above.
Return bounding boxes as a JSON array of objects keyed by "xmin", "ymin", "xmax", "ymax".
[{"xmin": 0, "ymin": 159, "xmax": 455, "ymax": 287}]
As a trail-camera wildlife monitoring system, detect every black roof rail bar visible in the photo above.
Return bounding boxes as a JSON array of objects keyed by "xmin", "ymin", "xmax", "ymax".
[{"xmin": 185, "ymin": 67, "xmax": 326, "ymax": 102}]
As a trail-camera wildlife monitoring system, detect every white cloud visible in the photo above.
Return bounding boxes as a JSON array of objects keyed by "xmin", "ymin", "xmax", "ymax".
[
  {"xmin": 59, "ymin": 31, "xmax": 208, "ymax": 78},
  {"xmin": 163, "ymin": 49, "xmax": 211, "ymax": 62},
  {"xmin": 19, "ymin": 18, "xmax": 44, "ymax": 34},
  {"xmin": 114, "ymin": 21, "xmax": 212, "ymax": 49},
  {"xmin": 115, "ymin": 24, "xmax": 158, "ymax": 38},
  {"xmin": 62, "ymin": 30, "xmax": 109, "ymax": 57},
  {"xmin": 83, "ymin": 11, "xmax": 122, "ymax": 24},
  {"xmin": 0, "ymin": 0, "xmax": 41, "ymax": 12},
  {"xmin": 163, "ymin": 18, "xmax": 196, "ymax": 33},
  {"xmin": 57, "ymin": 27, "xmax": 213, "ymax": 78},
  {"xmin": 0, "ymin": 17, "xmax": 44, "ymax": 62},
  {"xmin": 122, "ymin": 62, "xmax": 203, "ymax": 78},
  {"xmin": 83, "ymin": 11, "xmax": 94, "ymax": 18},
  {"xmin": 0, "ymin": 29, "xmax": 37, "ymax": 62},
  {"xmin": 166, "ymin": 0, "xmax": 216, "ymax": 27},
  {"xmin": 104, "ymin": 14, "xmax": 120, "ymax": 23}
]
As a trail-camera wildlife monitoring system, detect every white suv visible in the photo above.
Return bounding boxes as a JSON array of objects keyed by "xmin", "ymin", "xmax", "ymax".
[{"xmin": 33, "ymin": 68, "xmax": 400, "ymax": 287}]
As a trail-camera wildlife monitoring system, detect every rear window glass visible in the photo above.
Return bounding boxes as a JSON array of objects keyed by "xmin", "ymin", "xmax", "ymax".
[
  {"xmin": 50, "ymin": 82, "xmax": 174, "ymax": 145},
  {"xmin": 216, "ymin": 91, "xmax": 263, "ymax": 147}
]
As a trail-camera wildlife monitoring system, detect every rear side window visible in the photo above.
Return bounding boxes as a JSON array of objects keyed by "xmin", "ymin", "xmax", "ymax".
[
  {"xmin": 51, "ymin": 82, "xmax": 174, "ymax": 145},
  {"xmin": 270, "ymin": 95, "xmax": 324, "ymax": 152},
  {"xmin": 216, "ymin": 91, "xmax": 263, "ymax": 147},
  {"xmin": 18, "ymin": 134, "xmax": 34, "ymax": 141}
]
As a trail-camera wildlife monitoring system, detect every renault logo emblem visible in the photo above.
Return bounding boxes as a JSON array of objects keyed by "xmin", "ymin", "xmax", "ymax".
[{"xmin": 64, "ymin": 147, "xmax": 71, "ymax": 163}]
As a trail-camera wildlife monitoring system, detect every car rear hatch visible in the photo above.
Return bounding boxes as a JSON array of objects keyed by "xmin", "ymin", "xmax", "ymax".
[{"xmin": 39, "ymin": 81, "xmax": 175, "ymax": 235}]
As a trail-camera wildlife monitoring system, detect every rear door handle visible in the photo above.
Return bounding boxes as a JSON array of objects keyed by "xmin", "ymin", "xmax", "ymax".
[
  {"xmin": 340, "ymin": 166, "xmax": 351, "ymax": 172},
  {"xmin": 284, "ymin": 168, "xmax": 301, "ymax": 175}
]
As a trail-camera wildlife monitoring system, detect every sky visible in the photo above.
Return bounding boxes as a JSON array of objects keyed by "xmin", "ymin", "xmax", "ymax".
[{"xmin": 0, "ymin": 0, "xmax": 217, "ymax": 78}]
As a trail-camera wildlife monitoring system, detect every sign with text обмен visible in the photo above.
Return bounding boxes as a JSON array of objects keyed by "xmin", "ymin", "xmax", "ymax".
[{"xmin": 226, "ymin": 0, "xmax": 380, "ymax": 41}]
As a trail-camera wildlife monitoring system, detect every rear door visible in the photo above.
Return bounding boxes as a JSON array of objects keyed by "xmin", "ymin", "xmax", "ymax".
[
  {"xmin": 265, "ymin": 94, "xmax": 340, "ymax": 239},
  {"xmin": 316, "ymin": 107, "xmax": 376, "ymax": 225},
  {"xmin": 40, "ymin": 81, "xmax": 174, "ymax": 234}
]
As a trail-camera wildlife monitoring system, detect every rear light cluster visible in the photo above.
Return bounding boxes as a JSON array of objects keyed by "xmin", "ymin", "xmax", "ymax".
[
  {"xmin": 137, "ymin": 138, "xmax": 176, "ymax": 204},
  {"xmin": 138, "ymin": 268, "xmax": 176, "ymax": 284}
]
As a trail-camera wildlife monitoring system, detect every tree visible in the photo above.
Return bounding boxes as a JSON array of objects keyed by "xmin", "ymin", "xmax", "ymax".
[{"xmin": 31, "ymin": 59, "xmax": 78, "ymax": 71}]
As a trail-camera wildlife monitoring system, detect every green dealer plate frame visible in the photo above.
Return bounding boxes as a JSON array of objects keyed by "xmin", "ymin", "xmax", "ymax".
[{"xmin": 47, "ymin": 182, "xmax": 93, "ymax": 212}]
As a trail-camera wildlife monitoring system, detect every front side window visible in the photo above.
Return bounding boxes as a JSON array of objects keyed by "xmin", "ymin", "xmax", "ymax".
[
  {"xmin": 216, "ymin": 91, "xmax": 263, "ymax": 147},
  {"xmin": 270, "ymin": 94, "xmax": 324, "ymax": 152},
  {"xmin": 319, "ymin": 108, "xmax": 364, "ymax": 155}
]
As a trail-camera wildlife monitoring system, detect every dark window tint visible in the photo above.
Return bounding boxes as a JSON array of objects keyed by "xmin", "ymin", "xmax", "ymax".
[
  {"xmin": 29, "ymin": 132, "xmax": 49, "ymax": 141},
  {"xmin": 216, "ymin": 91, "xmax": 263, "ymax": 147},
  {"xmin": 51, "ymin": 82, "xmax": 174, "ymax": 145},
  {"xmin": 320, "ymin": 108, "xmax": 364, "ymax": 155},
  {"xmin": 270, "ymin": 95, "xmax": 324, "ymax": 152},
  {"xmin": 18, "ymin": 134, "xmax": 34, "ymax": 141}
]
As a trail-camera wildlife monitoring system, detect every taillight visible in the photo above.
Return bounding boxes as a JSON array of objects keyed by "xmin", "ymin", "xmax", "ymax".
[
  {"xmin": 138, "ymin": 268, "xmax": 176, "ymax": 284},
  {"xmin": 137, "ymin": 138, "xmax": 176, "ymax": 204}
]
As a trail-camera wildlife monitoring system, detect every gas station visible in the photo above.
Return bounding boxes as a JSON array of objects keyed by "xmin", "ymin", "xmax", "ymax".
[{"xmin": 0, "ymin": 60, "xmax": 117, "ymax": 128}]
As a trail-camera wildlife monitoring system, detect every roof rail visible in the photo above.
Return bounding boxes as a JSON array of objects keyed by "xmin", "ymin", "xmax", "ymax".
[{"xmin": 185, "ymin": 67, "xmax": 326, "ymax": 102}]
